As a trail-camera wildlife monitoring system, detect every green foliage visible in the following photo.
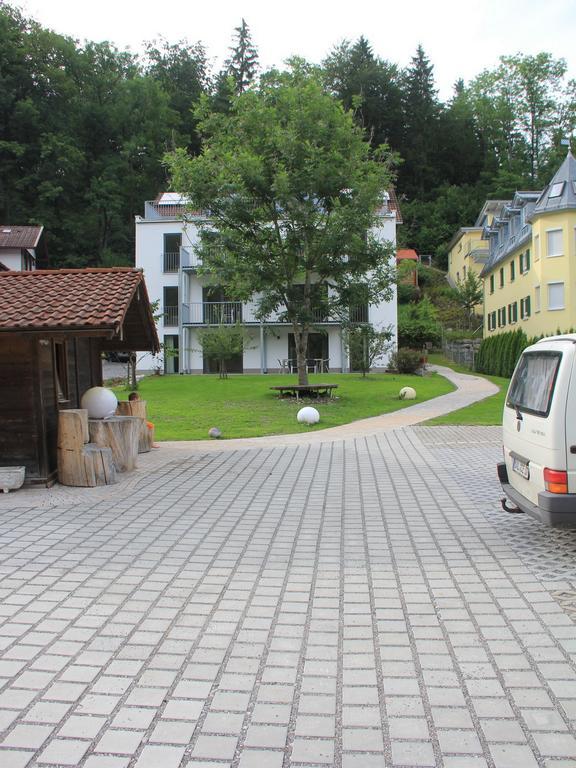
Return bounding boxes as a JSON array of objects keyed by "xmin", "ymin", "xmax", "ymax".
[
  {"xmin": 397, "ymin": 298, "xmax": 442, "ymax": 349},
  {"xmin": 390, "ymin": 348, "xmax": 423, "ymax": 374},
  {"xmin": 196, "ymin": 324, "xmax": 252, "ymax": 378},
  {"xmin": 453, "ymin": 271, "xmax": 484, "ymax": 328},
  {"xmin": 397, "ymin": 283, "xmax": 420, "ymax": 304},
  {"xmin": 225, "ymin": 18, "xmax": 259, "ymax": 93},
  {"xmin": 475, "ymin": 329, "xmax": 529, "ymax": 377},
  {"xmin": 343, "ymin": 323, "xmax": 394, "ymax": 376},
  {"xmin": 167, "ymin": 66, "xmax": 396, "ymax": 386}
]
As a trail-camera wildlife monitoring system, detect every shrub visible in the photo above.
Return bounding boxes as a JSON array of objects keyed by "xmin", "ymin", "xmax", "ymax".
[
  {"xmin": 397, "ymin": 298, "xmax": 442, "ymax": 349},
  {"xmin": 390, "ymin": 348, "xmax": 423, "ymax": 374}
]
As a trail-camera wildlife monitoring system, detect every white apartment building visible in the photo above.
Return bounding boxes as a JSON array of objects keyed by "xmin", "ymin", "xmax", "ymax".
[
  {"xmin": 0, "ymin": 225, "xmax": 45, "ymax": 271},
  {"xmin": 135, "ymin": 193, "xmax": 400, "ymax": 374}
]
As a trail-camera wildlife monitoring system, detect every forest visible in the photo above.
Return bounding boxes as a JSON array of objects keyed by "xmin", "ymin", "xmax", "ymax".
[{"xmin": 1, "ymin": 1, "xmax": 574, "ymax": 269}]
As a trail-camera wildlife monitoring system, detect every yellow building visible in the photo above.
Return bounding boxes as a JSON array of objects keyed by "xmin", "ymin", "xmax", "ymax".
[
  {"xmin": 447, "ymin": 201, "xmax": 507, "ymax": 311},
  {"xmin": 482, "ymin": 151, "xmax": 576, "ymax": 338}
]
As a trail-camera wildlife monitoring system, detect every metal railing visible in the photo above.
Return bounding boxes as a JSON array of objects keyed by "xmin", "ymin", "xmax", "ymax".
[
  {"xmin": 183, "ymin": 302, "xmax": 243, "ymax": 325},
  {"xmin": 349, "ymin": 305, "xmax": 369, "ymax": 323},
  {"xmin": 180, "ymin": 246, "xmax": 202, "ymax": 269},
  {"xmin": 164, "ymin": 306, "xmax": 179, "ymax": 326},
  {"xmin": 163, "ymin": 252, "xmax": 180, "ymax": 272}
]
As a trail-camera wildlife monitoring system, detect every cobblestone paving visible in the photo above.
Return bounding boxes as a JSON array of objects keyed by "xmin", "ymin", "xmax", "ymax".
[{"xmin": 0, "ymin": 428, "xmax": 575, "ymax": 767}]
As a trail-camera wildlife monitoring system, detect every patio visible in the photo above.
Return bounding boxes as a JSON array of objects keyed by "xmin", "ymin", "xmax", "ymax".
[{"xmin": 0, "ymin": 424, "xmax": 575, "ymax": 767}]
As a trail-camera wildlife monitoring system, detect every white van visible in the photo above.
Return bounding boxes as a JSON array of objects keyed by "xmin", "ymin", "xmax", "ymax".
[{"xmin": 498, "ymin": 334, "xmax": 576, "ymax": 527}]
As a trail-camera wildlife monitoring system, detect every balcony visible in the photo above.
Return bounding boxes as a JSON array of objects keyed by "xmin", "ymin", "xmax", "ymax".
[
  {"xmin": 163, "ymin": 252, "xmax": 180, "ymax": 273},
  {"xmin": 180, "ymin": 247, "xmax": 202, "ymax": 270},
  {"xmin": 164, "ymin": 306, "xmax": 179, "ymax": 326},
  {"xmin": 183, "ymin": 302, "xmax": 243, "ymax": 325}
]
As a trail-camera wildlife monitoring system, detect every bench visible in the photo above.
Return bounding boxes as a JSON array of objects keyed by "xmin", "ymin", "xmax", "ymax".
[{"xmin": 269, "ymin": 384, "xmax": 338, "ymax": 400}]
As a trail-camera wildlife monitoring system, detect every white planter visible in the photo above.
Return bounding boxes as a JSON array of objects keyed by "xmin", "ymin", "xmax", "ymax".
[{"xmin": 0, "ymin": 466, "xmax": 25, "ymax": 493}]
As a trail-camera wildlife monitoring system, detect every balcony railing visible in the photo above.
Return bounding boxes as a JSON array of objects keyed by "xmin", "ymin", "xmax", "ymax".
[
  {"xmin": 349, "ymin": 305, "xmax": 369, "ymax": 323},
  {"xmin": 164, "ymin": 306, "xmax": 179, "ymax": 326},
  {"xmin": 183, "ymin": 302, "xmax": 243, "ymax": 325},
  {"xmin": 180, "ymin": 247, "xmax": 203, "ymax": 269},
  {"xmin": 163, "ymin": 252, "xmax": 180, "ymax": 273}
]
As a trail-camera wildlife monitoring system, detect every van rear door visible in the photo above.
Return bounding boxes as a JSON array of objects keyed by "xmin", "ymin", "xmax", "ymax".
[
  {"xmin": 503, "ymin": 347, "xmax": 567, "ymax": 504},
  {"xmin": 563, "ymin": 347, "xmax": 576, "ymax": 491}
]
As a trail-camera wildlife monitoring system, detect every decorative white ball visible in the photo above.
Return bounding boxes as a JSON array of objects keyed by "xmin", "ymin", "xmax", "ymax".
[
  {"xmin": 80, "ymin": 387, "xmax": 118, "ymax": 419},
  {"xmin": 297, "ymin": 406, "xmax": 320, "ymax": 425},
  {"xmin": 399, "ymin": 386, "xmax": 417, "ymax": 400}
]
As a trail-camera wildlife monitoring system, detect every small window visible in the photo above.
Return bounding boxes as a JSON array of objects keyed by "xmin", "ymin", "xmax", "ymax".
[
  {"xmin": 507, "ymin": 351, "xmax": 561, "ymax": 418},
  {"xmin": 510, "ymin": 261, "xmax": 515, "ymax": 281},
  {"xmin": 520, "ymin": 249, "xmax": 531, "ymax": 274},
  {"xmin": 535, "ymin": 285, "xmax": 541, "ymax": 313},
  {"xmin": 549, "ymin": 181, "xmax": 565, "ymax": 198},
  {"xmin": 534, "ymin": 234, "xmax": 540, "ymax": 261},
  {"xmin": 520, "ymin": 296, "xmax": 531, "ymax": 319},
  {"xmin": 489, "ymin": 275, "xmax": 495, "ymax": 294},
  {"xmin": 499, "ymin": 268, "xmax": 504, "ymax": 288},
  {"xmin": 548, "ymin": 282, "xmax": 565, "ymax": 310},
  {"xmin": 547, "ymin": 229, "xmax": 563, "ymax": 257}
]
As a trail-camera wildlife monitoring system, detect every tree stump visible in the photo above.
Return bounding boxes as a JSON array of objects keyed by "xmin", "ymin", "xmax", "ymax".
[
  {"xmin": 116, "ymin": 400, "xmax": 153, "ymax": 453},
  {"xmin": 88, "ymin": 416, "xmax": 140, "ymax": 472},
  {"xmin": 57, "ymin": 410, "xmax": 116, "ymax": 487}
]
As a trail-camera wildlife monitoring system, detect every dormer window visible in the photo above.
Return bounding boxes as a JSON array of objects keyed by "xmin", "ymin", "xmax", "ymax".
[{"xmin": 549, "ymin": 182, "xmax": 564, "ymax": 198}]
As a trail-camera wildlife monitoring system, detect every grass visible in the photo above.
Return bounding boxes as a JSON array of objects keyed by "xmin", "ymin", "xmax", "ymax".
[
  {"xmin": 424, "ymin": 353, "xmax": 509, "ymax": 426},
  {"xmin": 113, "ymin": 372, "xmax": 455, "ymax": 441}
]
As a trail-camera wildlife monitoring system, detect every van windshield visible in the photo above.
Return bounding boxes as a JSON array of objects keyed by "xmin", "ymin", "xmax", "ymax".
[{"xmin": 507, "ymin": 351, "xmax": 561, "ymax": 417}]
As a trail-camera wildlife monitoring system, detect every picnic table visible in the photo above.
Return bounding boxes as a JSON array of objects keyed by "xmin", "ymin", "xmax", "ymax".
[{"xmin": 269, "ymin": 383, "xmax": 339, "ymax": 400}]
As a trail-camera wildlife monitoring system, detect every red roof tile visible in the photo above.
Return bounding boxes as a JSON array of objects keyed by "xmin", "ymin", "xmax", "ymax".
[
  {"xmin": 0, "ymin": 226, "xmax": 43, "ymax": 249},
  {"xmin": 0, "ymin": 268, "xmax": 153, "ymax": 338}
]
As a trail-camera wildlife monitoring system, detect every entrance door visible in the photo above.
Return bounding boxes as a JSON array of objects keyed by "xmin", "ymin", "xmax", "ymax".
[{"xmin": 164, "ymin": 335, "xmax": 179, "ymax": 374}]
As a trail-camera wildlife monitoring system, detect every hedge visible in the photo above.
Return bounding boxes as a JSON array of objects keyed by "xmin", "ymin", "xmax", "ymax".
[{"xmin": 475, "ymin": 328, "xmax": 576, "ymax": 378}]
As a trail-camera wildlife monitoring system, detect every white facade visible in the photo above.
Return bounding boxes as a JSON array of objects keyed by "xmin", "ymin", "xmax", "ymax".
[{"xmin": 135, "ymin": 196, "xmax": 398, "ymax": 374}]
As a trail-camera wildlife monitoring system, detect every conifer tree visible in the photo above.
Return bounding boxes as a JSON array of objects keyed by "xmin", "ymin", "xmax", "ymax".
[{"xmin": 226, "ymin": 19, "xmax": 258, "ymax": 93}]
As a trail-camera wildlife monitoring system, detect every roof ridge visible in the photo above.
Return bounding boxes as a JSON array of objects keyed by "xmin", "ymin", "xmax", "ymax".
[{"xmin": 0, "ymin": 267, "xmax": 141, "ymax": 277}]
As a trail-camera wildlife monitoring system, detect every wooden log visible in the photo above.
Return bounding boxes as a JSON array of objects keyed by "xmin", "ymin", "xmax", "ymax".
[
  {"xmin": 57, "ymin": 409, "xmax": 89, "ymax": 449},
  {"xmin": 116, "ymin": 400, "xmax": 152, "ymax": 453},
  {"xmin": 88, "ymin": 416, "xmax": 140, "ymax": 472},
  {"xmin": 57, "ymin": 444, "xmax": 116, "ymax": 487}
]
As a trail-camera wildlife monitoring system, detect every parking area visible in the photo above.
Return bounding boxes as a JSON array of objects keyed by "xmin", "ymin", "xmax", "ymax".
[{"xmin": 0, "ymin": 426, "xmax": 575, "ymax": 767}]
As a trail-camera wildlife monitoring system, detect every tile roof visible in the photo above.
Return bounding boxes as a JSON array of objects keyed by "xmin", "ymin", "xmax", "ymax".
[
  {"xmin": 0, "ymin": 269, "xmax": 158, "ymax": 350},
  {"xmin": 0, "ymin": 226, "xmax": 43, "ymax": 249},
  {"xmin": 387, "ymin": 189, "xmax": 403, "ymax": 224}
]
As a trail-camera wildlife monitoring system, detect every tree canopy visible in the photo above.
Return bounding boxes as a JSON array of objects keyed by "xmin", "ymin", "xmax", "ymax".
[{"xmin": 167, "ymin": 68, "xmax": 397, "ymax": 384}]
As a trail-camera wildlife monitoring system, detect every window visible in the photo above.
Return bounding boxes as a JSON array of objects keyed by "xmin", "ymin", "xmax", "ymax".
[
  {"xmin": 491, "ymin": 311, "xmax": 496, "ymax": 330},
  {"xmin": 510, "ymin": 261, "xmax": 515, "ymax": 281},
  {"xmin": 163, "ymin": 286, "xmax": 179, "ymax": 326},
  {"xmin": 498, "ymin": 307, "xmax": 507, "ymax": 328},
  {"xmin": 499, "ymin": 268, "xmax": 504, "ymax": 288},
  {"xmin": 549, "ymin": 181, "xmax": 565, "ymax": 198},
  {"xmin": 548, "ymin": 282, "xmax": 565, "ymax": 310},
  {"xmin": 53, "ymin": 341, "xmax": 69, "ymax": 402},
  {"xmin": 487, "ymin": 313, "xmax": 492, "ymax": 331},
  {"xmin": 534, "ymin": 234, "xmax": 540, "ymax": 261},
  {"xmin": 489, "ymin": 274, "xmax": 495, "ymax": 294},
  {"xmin": 547, "ymin": 229, "xmax": 563, "ymax": 257},
  {"xmin": 520, "ymin": 296, "xmax": 531, "ymax": 319},
  {"xmin": 163, "ymin": 233, "xmax": 182, "ymax": 272},
  {"xmin": 535, "ymin": 285, "xmax": 541, "ymax": 313},
  {"xmin": 508, "ymin": 302, "xmax": 518, "ymax": 324},
  {"xmin": 520, "ymin": 249, "xmax": 531, "ymax": 274},
  {"xmin": 507, "ymin": 351, "xmax": 561, "ymax": 418}
]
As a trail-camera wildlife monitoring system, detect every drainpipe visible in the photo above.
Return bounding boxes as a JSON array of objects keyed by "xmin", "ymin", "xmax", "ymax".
[{"xmin": 260, "ymin": 321, "xmax": 267, "ymax": 373}]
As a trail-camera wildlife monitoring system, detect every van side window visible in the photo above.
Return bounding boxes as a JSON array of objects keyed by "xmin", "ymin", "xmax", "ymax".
[{"xmin": 507, "ymin": 352, "xmax": 561, "ymax": 418}]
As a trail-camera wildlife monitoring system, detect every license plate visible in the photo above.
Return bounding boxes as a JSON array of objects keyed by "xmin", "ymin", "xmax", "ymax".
[{"xmin": 512, "ymin": 457, "xmax": 530, "ymax": 479}]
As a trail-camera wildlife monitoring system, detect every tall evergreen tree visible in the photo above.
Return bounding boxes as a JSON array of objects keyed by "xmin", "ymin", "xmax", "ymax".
[
  {"xmin": 322, "ymin": 37, "xmax": 403, "ymax": 150},
  {"xmin": 400, "ymin": 45, "xmax": 441, "ymax": 199},
  {"xmin": 226, "ymin": 19, "xmax": 258, "ymax": 93}
]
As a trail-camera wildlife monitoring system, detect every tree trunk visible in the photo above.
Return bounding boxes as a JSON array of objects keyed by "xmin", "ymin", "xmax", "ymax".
[{"xmin": 293, "ymin": 325, "xmax": 309, "ymax": 386}]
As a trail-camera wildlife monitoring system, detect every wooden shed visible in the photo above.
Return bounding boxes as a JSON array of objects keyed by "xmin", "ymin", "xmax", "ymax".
[{"xmin": 0, "ymin": 268, "xmax": 159, "ymax": 486}]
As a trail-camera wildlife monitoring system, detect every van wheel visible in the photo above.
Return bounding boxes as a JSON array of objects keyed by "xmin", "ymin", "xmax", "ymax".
[{"xmin": 501, "ymin": 497, "xmax": 524, "ymax": 514}]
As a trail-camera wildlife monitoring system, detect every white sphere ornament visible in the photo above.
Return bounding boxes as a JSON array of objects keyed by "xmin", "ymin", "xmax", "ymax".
[
  {"xmin": 399, "ymin": 386, "xmax": 417, "ymax": 401},
  {"xmin": 297, "ymin": 406, "xmax": 320, "ymax": 425},
  {"xmin": 80, "ymin": 387, "xmax": 118, "ymax": 419}
]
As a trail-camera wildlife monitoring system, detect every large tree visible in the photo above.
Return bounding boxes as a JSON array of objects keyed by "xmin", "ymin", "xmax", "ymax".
[
  {"xmin": 167, "ymin": 66, "xmax": 397, "ymax": 385},
  {"xmin": 225, "ymin": 18, "xmax": 258, "ymax": 94}
]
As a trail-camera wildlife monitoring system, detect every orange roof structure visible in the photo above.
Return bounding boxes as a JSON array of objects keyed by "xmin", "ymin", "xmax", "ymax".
[
  {"xmin": 0, "ymin": 268, "xmax": 159, "ymax": 351},
  {"xmin": 396, "ymin": 249, "xmax": 418, "ymax": 261}
]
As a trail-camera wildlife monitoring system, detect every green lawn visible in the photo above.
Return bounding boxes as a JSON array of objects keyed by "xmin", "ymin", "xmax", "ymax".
[
  {"xmin": 424, "ymin": 354, "xmax": 509, "ymax": 426},
  {"xmin": 114, "ymin": 372, "xmax": 455, "ymax": 441}
]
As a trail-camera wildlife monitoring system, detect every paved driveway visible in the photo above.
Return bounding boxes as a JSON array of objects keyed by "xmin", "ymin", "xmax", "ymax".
[{"xmin": 0, "ymin": 426, "xmax": 575, "ymax": 767}]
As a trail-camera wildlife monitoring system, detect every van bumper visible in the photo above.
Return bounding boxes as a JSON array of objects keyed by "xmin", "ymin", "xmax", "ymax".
[{"xmin": 498, "ymin": 462, "xmax": 576, "ymax": 527}]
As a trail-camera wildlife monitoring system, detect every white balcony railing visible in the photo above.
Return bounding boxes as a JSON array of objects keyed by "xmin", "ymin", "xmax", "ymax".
[
  {"xmin": 181, "ymin": 302, "xmax": 368, "ymax": 325},
  {"xmin": 163, "ymin": 251, "xmax": 180, "ymax": 273}
]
